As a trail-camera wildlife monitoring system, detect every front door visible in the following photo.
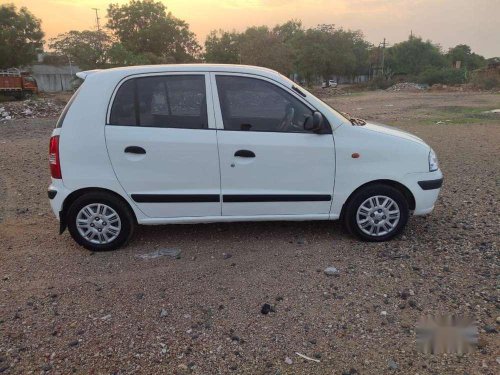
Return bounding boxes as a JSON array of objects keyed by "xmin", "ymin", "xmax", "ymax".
[
  {"xmin": 212, "ymin": 73, "xmax": 335, "ymax": 216},
  {"xmin": 105, "ymin": 73, "xmax": 221, "ymax": 218}
]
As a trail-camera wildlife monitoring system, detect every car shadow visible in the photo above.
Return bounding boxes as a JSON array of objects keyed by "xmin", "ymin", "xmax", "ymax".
[{"xmin": 129, "ymin": 219, "xmax": 347, "ymax": 248}]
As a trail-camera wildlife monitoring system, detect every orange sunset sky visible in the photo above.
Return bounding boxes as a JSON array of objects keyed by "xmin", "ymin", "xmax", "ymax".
[{"xmin": 6, "ymin": 0, "xmax": 500, "ymax": 57}]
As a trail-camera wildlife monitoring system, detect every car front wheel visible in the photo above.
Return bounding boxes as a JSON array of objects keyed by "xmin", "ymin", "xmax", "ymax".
[
  {"xmin": 344, "ymin": 184, "xmax": 409, "ymax": 241},
  {"xmin": 67, "ymin": 192, "xmax": 135, "ymax": 251}
]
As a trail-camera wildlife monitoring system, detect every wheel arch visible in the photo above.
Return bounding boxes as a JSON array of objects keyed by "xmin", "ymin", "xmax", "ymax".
[
  {"xmin": 60, "ymin": 187, "xmax": 138, "ymax": 234},
  {"xmin": 340, "ymin": 179, "xmax": 416, "ymax": 220}
]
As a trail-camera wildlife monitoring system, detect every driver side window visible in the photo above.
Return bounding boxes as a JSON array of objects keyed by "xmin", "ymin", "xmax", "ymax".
[{"xmin": 216, "ymin": 75, "xmax": 313, "ymax": 133}]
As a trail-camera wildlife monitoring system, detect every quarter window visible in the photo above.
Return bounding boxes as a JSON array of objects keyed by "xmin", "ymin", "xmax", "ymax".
[
  {"xmin": 109, "ymin": 75, "xmax": 207, "ymax": 129},
  {"xmin": 216, "ymin": 75, "xmax": 314, "ymax": 133}
]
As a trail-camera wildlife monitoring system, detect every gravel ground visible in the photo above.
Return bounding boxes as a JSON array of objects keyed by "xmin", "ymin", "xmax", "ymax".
[{"xmin": 0, "ymin": 91, "xmax": 499, "ymax": 374}]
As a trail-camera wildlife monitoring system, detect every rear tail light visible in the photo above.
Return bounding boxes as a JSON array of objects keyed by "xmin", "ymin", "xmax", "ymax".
[{"xmin": 49, "ymin": 135, "xmax": 62, "ymax": 179}]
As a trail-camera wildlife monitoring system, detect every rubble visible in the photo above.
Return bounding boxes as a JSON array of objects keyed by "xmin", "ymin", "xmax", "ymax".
[
  {"xmin": 0, "ymin": 98, "xmax": 65, "ymax": 122},
  {"xmin": 386, "ymin": 82, "xmax": 427, "ymax": 92},
  {"xmin": 310, "ymin": 85, "xmax": 351, "ymax": 98}
]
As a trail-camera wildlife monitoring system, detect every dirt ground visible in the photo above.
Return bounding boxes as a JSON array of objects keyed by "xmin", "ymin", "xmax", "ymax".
[{"xmin": 0, "ymin": 90, "xmax": 499, "ymax": 374}]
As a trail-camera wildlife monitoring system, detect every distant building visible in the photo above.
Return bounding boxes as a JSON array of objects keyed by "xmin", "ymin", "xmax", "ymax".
[{"xmin": 28, "ymin": 64, "xmax": 81, "ymax": 92}]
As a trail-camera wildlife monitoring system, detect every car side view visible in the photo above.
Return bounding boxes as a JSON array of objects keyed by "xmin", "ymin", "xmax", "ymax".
[{"xmin": 48, "ymin": 64, "xmax": 443, "ymax": 251}]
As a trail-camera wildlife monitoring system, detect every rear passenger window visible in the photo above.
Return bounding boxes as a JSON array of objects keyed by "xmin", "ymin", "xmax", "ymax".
[
  {"xmin": 109, "ymin": 79, "xmax": 136, "ymax": 126},
  {"xmin": 109, "ymin": 75, "xmax": 207, "ymax": 129}
]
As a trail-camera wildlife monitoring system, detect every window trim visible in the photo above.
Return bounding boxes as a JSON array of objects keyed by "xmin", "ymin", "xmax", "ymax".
[
  {"xmin": 106, "ymin": 72, "xmax": 215, "ymax": 129},
  {"xmin": 210, "ymin": 72, "xmax": 331, "ymax": 134}
]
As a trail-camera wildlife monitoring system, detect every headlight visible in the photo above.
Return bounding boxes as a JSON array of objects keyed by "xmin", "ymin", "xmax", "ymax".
[{"xmin": 428, "ymin": 149, "xmax": 439, "ymax": 172}]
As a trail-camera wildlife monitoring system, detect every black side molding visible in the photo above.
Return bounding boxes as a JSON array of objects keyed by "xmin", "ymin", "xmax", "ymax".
[
  {"xmin": 48, "ymin": 190, "xmax": 57, "ymax": 199},
  {"xmin": 418, "ymin": 178, "xmax": 443, "ymax": 190},
  {"xmin": 130, "ymin": 194, "xmax": 332, "ymax": 203},
  {"xmin": 132, "ymin": 194, "xmax": 220, "ymax": 203},
  {"xmin": 223, "ymin": 194, "xmax": 332, "ymax": 203}
]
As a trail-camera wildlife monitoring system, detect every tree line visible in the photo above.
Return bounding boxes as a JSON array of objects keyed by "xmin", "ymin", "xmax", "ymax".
[{"xmin": 0, "ymin": 1, "xmax": 496, "ymax": 86}]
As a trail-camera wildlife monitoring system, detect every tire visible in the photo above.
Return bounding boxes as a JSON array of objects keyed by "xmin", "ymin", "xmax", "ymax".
[
  {"xmin": 344, "ymin": 184, "xmax": 409, "ymax": 242},
  {"xmin": 67, "ymin": 192, "xmax": 135, "ymax": 251}
]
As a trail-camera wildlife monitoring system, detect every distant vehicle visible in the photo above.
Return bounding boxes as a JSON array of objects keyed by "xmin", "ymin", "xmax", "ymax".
[
  {"xmin": 322, "ymin": 80, "xmax": 338, "ymax": 88},
  {"xmin": 0, "ymin": 68, "xmax": 38, "ymax": 99},
  {"xmin": 48, "ymin": 64, "xmax": 442, "ymax": 251}
]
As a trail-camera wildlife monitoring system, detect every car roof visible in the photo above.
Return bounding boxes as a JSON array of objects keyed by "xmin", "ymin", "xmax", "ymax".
[{"xmin": 77, "ymin": 64, "xmax": 286, "ymax": 83}]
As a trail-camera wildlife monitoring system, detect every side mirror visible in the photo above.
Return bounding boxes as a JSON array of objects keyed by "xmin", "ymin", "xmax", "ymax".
[{"xmin": 304, "ymin": 111, "xmax": 324, "ymax": 133}]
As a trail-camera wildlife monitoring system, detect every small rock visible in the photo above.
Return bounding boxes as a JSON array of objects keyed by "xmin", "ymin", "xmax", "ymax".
[
  {"xmin": 380, "ymin": 311, "xmax": 388, "ymax": 316},
  {"xmin": 284, "ymin": 357, "xmax": 293, "ymax": 365},
  {"xmin": 324, "ymin": 266, "xmax": 339, "ymax": 276},
  {"xmin": 41, "ymin": 363, "xmax": 52, "ymax": 371},
  {"xmin": 261, "ymin": 303, "xmax": 275, "ymax": 315},
  {"xmin": 400, "ymin": 290, "xmax": 410, "ymax": 300},
  {"xmin": 388, "ymin": 359, "xmax": 398, "ymax": 370},
  {"xmin": 160, "ymin": 309, "xmax": 168, "ymax": 318},
  {"xmin": 222, "ymin": 253, "xmax": 232, "ymax": 259},
  {"xmin": 484, "ymin": 325, "xmax": 497, "ymax": 333},
  {"xmin": 495, "ymin": 316, "xmax": 500, "ymax": 324},
  {"xmin": 68, "ymin": 340, "xmax": 79, "ymax": 347}
]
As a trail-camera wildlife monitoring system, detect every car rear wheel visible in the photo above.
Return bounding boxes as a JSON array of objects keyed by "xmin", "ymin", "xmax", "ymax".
[
  {"xmin": 344, "ymin": 184, "xmax": 409, "ymax": 241},
  {"xmin": 67, "ymin": 192, "xmax": 135, "ymax": 251}
]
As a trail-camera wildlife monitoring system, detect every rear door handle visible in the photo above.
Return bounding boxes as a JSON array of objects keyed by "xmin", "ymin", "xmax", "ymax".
[
  {"xmin": 124, "ymin": 146, "xmax": 146, "ymax": 154},
  {"xmin": 234, "ymin": 150, "xmax": 255, "ymax": 158}
]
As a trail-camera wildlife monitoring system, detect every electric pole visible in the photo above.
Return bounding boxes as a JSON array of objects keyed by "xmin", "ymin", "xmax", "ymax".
[
  {"xmin": 379, "ymin": 38, "xmax": 388, "ymax": 76},
  {"xmin": 92, "ymin": 8, "xmax": 101, "ymax": 31}
]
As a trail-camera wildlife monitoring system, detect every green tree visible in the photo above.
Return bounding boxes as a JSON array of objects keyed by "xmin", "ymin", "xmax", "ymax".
[
  {"xmin": 106, "ymin": 0, "xmax": 201, "ymax": 63},
  {"xmin": 238, "ymin": 26, "xmax": 294, "ymax": 75},
  {"xmin": 49, "ymin": 30, "xmax": 112, "ymax": 70},
  {"xmin": 292, "ymin": 25, "xmax": 370, "ymax": 83},
  {"xmin": 204, "ymin": 30, "xmax": 240, "ymax": 64},
  {"xmin": 446, "ymin": 44, "xmax": 485, "ymax": 71},
  {"xmin": 385, "ymin": 36, "xmax": 446, "ymax": 76},
  {"xmin": 107, "ymin": 43, "xmax": 150, "ymax": 66},
  {"xmin": 0, "ymin": 4, "xmax": 44, "ymax": 68}
]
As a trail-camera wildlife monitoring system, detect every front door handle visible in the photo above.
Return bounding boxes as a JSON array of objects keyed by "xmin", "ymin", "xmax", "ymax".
[
  {"xmin": 234, "ymin": 150, "xmax": 255, "ymax": 158},
  {"xmin": 125, "ymin": 146, "xmax": 146, "ymax": 154}
]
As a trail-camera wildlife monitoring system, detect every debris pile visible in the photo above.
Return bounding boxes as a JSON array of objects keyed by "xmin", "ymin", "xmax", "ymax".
[
  {"xmin": 0, "ymin": 98, "xmax": 65, "ymax": 122},
  {"xmin": 313, "ymin": 86, "xmax": 349, "ymax": 98},
  {"xmin": 386, "ymin": 82, "xmax": 427, "ymax": 92}
]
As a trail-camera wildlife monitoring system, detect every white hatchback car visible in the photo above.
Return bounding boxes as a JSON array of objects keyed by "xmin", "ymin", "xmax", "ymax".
[{"xmin": 48, "ymin": 64, "xmax": 443, "ymax": 251}]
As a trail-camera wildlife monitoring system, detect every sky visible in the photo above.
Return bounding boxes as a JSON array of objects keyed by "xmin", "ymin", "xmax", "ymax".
[{"xmin": 6, "ymin": 0, "xmax": 500, "ymax": 58}]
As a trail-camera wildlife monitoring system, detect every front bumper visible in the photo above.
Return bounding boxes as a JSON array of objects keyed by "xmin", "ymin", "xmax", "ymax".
[{"xmin": 402, "ymin": 170, "xmax": 443, "ymax": 216}]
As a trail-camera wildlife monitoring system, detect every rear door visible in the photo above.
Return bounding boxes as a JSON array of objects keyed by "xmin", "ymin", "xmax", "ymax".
[
  {"xmin": 105, "ymin": 73, "xmax": 221, "ymax": 218},
  {"xmin": 212, "ymin": 73, "xmax": 336, "ymax": 216}
]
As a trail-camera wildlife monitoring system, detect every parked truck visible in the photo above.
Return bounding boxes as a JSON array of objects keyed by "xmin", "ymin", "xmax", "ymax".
[{"xmin": 0, "ymin": 68, "xmax": 38, "ymax": 99}]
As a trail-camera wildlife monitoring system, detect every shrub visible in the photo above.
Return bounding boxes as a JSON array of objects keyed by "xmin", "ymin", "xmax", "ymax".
[
  {"xmin": 415, "ymin": 67, "xmax": 467, "ymax": 85},
  {"xmin": 366, "ymin": 76, "xmax": 395, "ymax": 90},
  {"xmin": 470, "ymin": 70, "xmax": 500, "ymax": 89}
]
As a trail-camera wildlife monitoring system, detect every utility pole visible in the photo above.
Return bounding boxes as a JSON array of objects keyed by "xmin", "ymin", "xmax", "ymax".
[
  {"xmin": 92, "ymin": 8, "xmax": 101, "ymax": 31},
  {"xmin": 379, "ymin": 38, "xmax": 388, "ymax": 76}
]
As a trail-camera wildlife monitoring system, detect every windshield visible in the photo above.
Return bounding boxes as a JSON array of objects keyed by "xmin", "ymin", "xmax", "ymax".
[{"xmin": 280, "ymin": 74, "xmax": 350, "ymax": 123}]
